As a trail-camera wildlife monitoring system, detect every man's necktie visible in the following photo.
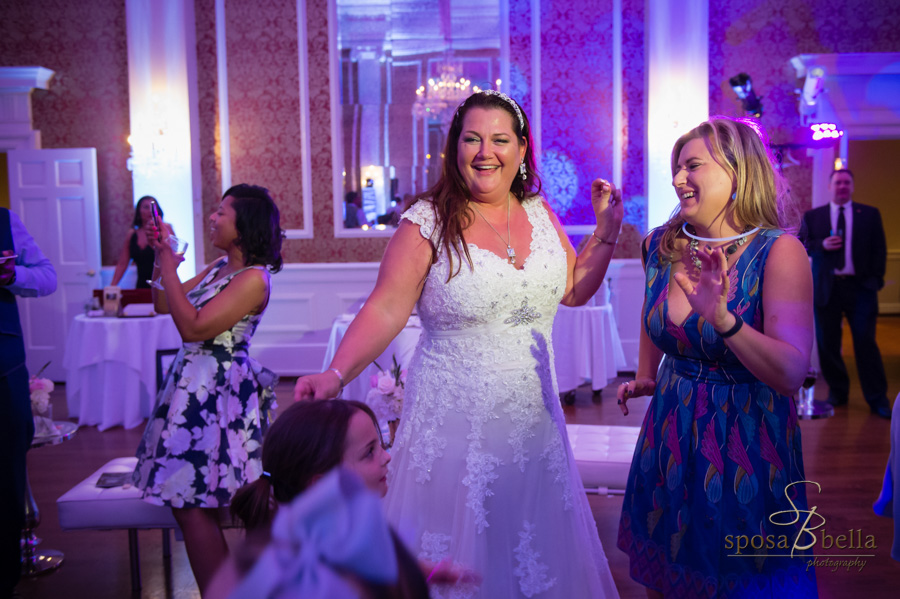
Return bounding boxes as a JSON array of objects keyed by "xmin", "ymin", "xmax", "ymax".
[{"xmin": 836, "ymin": 206, "xmax": 846, "ymax": 270}]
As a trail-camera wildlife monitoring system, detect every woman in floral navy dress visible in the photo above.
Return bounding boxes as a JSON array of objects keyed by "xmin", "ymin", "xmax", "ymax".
[
  {"xmin": 617, "ymin": 117, "xmax": 818, "ymax": 597},
  {"xmin": 133, "ymin": 184, "xmax": 282, "ymax": 594}
]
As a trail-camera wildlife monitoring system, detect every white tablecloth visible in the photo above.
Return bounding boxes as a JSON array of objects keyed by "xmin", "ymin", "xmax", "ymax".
[
  {"xmin": 63, "ymin": 314, "xmax": 182, "ymax": 431},
  {"xmin": 553, "ymin": 304, "xmax": 627, "ymax": 392},
  {"xmin": 322, "ymin": 314, "xmax": 422, "ymax": 402}
]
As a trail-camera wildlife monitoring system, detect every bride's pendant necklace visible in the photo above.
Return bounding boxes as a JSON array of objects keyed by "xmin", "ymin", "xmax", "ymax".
[
  {"xmin": 682, "ymin": 222, "xmax": 760, "ymax": 269},
  {"xmin": 471, "ymin": 193, "xmax": 516, "ymax": 265}
]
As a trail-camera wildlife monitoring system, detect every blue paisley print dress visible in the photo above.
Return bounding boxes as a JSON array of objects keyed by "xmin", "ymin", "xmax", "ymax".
[
  {"xmin": 617, "ymin": 228, "xmax": 818, "ymax": 598},
  {"xmin": 133, "ymin": 260, "xmax": 277, "ymax": 508}
]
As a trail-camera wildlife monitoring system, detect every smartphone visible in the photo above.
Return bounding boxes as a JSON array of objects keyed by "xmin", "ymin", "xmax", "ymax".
[
  {"xmin": 150, "ymin": 201, "xmax": 162, "ymax": 233},
  {"xmin": 149, "ymin": 201, "xmax": 162, "ymax": 240}
]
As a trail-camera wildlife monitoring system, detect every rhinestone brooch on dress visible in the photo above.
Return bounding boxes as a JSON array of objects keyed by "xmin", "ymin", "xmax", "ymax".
[{"xmin": 504, "ymin": 299, "xmax": 542, "ymax": 326}]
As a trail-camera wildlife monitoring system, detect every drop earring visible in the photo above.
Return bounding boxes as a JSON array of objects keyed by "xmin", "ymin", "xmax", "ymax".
[
  {"xmin": 519, "ymin": 161, "xmax": 527, "ymax": 180},
  {"xmin": 731, "ymin": 192, "xmax": 736, "ymax": 201}
]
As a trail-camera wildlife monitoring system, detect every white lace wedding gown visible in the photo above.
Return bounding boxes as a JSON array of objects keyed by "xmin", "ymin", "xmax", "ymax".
[{"xmin": 384, "ymin": 197, "xmax": 619, "ymax": 598}]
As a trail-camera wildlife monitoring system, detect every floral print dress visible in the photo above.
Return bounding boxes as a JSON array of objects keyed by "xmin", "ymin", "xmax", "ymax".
[
  {"xmin": 617, "ymin": 228, "xmax": 818, "ymax": 598},
  {"xmin": 133, "ymin": 260, "xmax": 277, "ymax": 508}
]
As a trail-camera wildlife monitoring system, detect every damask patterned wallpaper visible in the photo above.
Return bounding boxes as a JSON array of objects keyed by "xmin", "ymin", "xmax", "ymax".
[
  {"xmin": 509, "ymin": 0, "xmax": 644, "ymax": 259},
  {"xmin": 0, "ymin": 0, "xmax": 133, "ymax": 266},
  {"xmin": 278, "ymin": 0, "xmax": 391, "ymax": 263},
  {"xmin": 192, "ymin": 0, "xmax": 390, "ymax": 263},
  {"xmin": 195, "ymin": 0, "xmax": 221, "ymax": 255},
  {"xmin": 620, "ymin": 0, "xmax": 645, "ymax": 253},
  {"xmin": 539, "ymin": 0, "xmax": 616, "ymax": 229},
  {"xmin": 708, "ymin": 0, "xmax": 900, "ymax": 221},
  {"xmin": 6, "ymin": 0, "xmax": 893, "ymax": 265},
  {"xmin": 225, "ymin": 0, "xmax": 304, "ymax": 230}
]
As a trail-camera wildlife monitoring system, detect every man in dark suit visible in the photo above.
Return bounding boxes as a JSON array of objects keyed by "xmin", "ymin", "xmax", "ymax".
[
  {"xmin": 801, "ymin": 168, "xmax": 890, "ymax": 419},
  {"xmin": 1, "ymin": 207, "xmax": 56, "ymax": 596}
]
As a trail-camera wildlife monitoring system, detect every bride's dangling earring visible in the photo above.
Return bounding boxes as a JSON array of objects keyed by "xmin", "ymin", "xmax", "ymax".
[{"xmin": 519, "ymin": 161, "xmax": 527, "ymax": 180}]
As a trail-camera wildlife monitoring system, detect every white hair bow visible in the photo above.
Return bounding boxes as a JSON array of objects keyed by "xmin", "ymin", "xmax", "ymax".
[{"xmin": 228, "ymin": 468, "xmax": 398, "ymax": 598}]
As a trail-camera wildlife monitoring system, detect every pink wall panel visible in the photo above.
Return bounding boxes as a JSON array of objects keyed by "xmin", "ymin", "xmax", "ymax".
[
  {"xmin": 281, "ymin": 0, "xmax": 389, "ymax": 263},
  {"xmin": 0, "ymin": 0, "xmax": 133, "ymax": 266},
  {"xmin": 508, "ymin": 0, "xmax": 534, "ymax": 118},
  {"xmin": 509, "ymin": 0, "xmax": 642, "ymax": 258},
  {"xmin": 195, "ymin": 0, "xmax": 222, "ymax": 262},
  {"xmin": 538, "ymin": 0, "xmax": 615, "ymax": 229},
  {"xmin": 225, "ymin": 0, "xmax": 304, "ymax": 230}
]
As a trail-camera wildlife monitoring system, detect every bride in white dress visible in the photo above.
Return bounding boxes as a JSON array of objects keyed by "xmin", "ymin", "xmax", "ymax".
[{"xmin": 295, "ymin": 90, "xmax": 623, "ymax": 598}]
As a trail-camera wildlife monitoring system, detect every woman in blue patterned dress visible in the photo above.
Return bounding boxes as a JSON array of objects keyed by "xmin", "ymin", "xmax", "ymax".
[
  {"xmin": 617, "ymin": 117, "xmax": 818, "ymax": 597},
  {"xmin": 133, "ymin": 184, "xmax": 282, "ymax": 594}
]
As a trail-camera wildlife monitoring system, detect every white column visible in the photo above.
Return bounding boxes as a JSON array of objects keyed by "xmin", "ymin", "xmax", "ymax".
[
  {"xmin": 645, "ymin": 0, "xmax": 709, "ymax": 230},
  {"xmin": 0, "ymin": 67, "xmax": 54, "ymax": 151},
  {"xmin": 126, "ymin": 0, "xmax": 199, "ymax": 278}
]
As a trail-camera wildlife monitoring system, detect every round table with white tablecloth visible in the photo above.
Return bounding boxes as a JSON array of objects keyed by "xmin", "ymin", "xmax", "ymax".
[
  {"xmin": 552, "ymin": 303, "xmax": 627, "ymax": 394},
  {"xmin": 322, "ymin": 314, "xmax": 422, "ymax": 403},
  {"xmin": 63, "ymin": 314, "xmax": 182, "ymax": 430}
]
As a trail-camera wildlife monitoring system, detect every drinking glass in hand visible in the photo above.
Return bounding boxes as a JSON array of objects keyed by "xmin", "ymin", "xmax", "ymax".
[{"xmin": 148, "ymin": 236, "xmax": 189, "ymax": 290}]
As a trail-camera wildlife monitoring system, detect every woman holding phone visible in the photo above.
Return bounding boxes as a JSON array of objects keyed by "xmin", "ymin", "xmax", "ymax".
[
  {"xmin": 132, "ymin": 184, "xmax": 283, "ymax": 594},
  {"xmin": 111, "ymin": 196, "xmax": 172, "ymax": 289}
]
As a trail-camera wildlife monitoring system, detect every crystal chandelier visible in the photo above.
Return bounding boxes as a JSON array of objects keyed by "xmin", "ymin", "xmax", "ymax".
[{"xmin": 412, "ymin": 62, "xmax": 480, "ymax": 126}]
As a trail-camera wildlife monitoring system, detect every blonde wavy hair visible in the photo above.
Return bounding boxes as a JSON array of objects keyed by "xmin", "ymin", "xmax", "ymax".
[{"xmin": 655, "ymin": 116, "xmax": 795, "ymax": 262}]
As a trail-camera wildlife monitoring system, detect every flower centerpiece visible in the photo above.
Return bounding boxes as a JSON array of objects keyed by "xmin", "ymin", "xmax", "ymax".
[
  {"xmin": 365, "ymin": 355, "xmax": 406, "ymax": 448},
  {"xmin": 30, "ymin": 361, "xmax": 56, "ymax": 436}
]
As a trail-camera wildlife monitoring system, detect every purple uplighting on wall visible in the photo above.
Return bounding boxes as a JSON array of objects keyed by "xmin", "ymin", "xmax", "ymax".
[{"xmin": 509, "ymin": 0, "xmax": 645, "ymax": 235}]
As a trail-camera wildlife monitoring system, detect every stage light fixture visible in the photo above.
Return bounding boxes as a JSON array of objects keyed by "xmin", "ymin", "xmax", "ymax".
[
  {"xmin": 728, "ymin": 73, "xmax": 763, "ymax": 118},
  {"xmin": 806, "ymin": 122, "xmax": 844, "ymax": 148},
  {"xmin": 801, "ymin": 67, "xmax": 825, "ymax": 108}
]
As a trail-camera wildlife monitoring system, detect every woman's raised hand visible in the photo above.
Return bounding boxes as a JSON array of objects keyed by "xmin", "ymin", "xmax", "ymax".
[
  {"xmin": 672, "ymin": 245, "xmax": 732, "ymax": 330},
  {"xmin": 147, "ymin": 221, "xmax": 174, "ymax": 247},
  {"xmin": 293, "ymin": 372, "xmax": 341, "ymax": 402},
  {"xmin": 149, "ymin": 222, "xmax": 183, "ymax": 271},
  {"xmin": 590, "ymin": 178, "xmax": 624, "ymax": 241}
]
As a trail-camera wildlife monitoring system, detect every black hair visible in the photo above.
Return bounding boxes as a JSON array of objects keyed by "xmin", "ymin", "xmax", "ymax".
[
  {"xmin": 223, "ymin": 184, "xmax": 284, "ymax": 273},
  {"xmin": 132, "ymin": 195, "xmax": 161, "ymax": 228}
]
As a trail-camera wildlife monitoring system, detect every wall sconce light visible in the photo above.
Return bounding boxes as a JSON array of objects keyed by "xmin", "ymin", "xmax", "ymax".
[
  {"xmin": 126, "ymin": 95, "xmax": 175, "ymax": 174},
  {"xmin": 729, "ymin": 72, "xmax": 763, "ymax": 118}
]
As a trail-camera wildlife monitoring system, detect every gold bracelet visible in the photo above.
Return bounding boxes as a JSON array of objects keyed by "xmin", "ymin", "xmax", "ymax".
[{"xmin": 591, "ymin": 232, "xmax": 617, "ymax": 246}]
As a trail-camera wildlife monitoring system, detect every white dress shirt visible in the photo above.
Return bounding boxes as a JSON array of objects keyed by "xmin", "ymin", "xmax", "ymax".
[
  {"xmin": 6, "ymin": 209, "xmax": 57, "ymax": 297},
  {"xmin": 830, "ymin": 200, "xmax": 854, "ymax": 275}
]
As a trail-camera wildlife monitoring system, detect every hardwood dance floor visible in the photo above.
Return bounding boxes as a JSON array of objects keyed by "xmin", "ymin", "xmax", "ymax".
[{"xmin": 16, "ymin": 316, "xmax": 899, "ymax": 598}]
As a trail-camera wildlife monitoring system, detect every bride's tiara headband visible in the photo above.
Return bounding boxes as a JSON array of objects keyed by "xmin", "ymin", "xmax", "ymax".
[{"xmin": 458, "ymin": 90, "xmax": 525, "ymax": 132}]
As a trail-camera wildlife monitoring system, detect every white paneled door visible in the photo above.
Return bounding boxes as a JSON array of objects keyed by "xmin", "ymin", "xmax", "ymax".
[{"xmin": 7, "ymin": 148, "xmax": 101, "ymax": 382}]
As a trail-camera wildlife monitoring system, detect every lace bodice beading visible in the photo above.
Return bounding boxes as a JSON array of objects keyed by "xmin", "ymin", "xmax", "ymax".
[
  {"xmin": 401, "ymin": 196, "xmax": 568, "ymax": 376},
  {"xmin": 396, "ymin": 197, "xmax": 576, "ymax": 522},
  {"xmin": 404, "ymin": 196, "xmax": 566, "ymax": 325}
]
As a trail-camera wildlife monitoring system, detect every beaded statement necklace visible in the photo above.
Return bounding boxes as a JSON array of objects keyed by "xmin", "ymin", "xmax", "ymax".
[
  {"xmin": 682, "ymin": 222, "xmax": 760, "ymax": 269},
  {"xmin": 471, "ymin": 193, "xmax": 516, "ymax": 265}
]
